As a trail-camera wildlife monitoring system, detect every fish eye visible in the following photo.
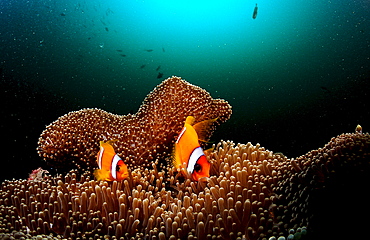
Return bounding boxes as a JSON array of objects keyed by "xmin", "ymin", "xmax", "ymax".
[
  {"xmin": 116, "ymin": 165, "xmax": 120, "ymax": 172},
  {"xmin": 194, "ymin": 163, "xmax": 202, "ymax": 173}
]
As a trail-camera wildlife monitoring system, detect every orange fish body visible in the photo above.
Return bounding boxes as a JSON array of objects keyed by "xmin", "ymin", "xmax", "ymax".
[
  {"xmin": 94, "ymin": 140, "xmax": 129, "ymax": 181},
  {"xmin": 173, "ymin": 116, "xmax": 215, "ymax": 181}
]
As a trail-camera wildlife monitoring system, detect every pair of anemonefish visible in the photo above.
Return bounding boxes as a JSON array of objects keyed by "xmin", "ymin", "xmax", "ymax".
[{"xmin": 94, "ymin": 116, "xmax": 216, "ymax": 181}]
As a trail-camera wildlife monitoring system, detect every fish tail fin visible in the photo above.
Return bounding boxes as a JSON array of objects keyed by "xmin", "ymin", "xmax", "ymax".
[
  {"xmin": 171, "ymin": 144, "xmax": 180, "ymax": 169},
  {"xmin": 94, "ymin": 169, "xmax": 110, "ymax": 181},
  {"xmin": 193, "ymin": 118, "xmax": 218, "ymax": 142}
]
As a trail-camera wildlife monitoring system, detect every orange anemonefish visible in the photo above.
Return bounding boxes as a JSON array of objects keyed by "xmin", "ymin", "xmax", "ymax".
[
  {"xmin": 94, "ymin": 140, "xmax": 129, "ymax": 181},
  {"xmin": 173, "ymin": 116, "xmax": 216, "ymax": 181}
]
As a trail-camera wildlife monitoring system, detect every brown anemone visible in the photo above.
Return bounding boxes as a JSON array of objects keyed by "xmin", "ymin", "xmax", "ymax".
[
  {"xmin": 1, "ymin": 77, "xmax": 369, "ymax": 239},
  {"xmin": 37, "ymin": 76, "xmax": 232, "ymax": 172},
  {"xmin": 0, "ymin": 130, "xmax": 369, "ymax": 239}
]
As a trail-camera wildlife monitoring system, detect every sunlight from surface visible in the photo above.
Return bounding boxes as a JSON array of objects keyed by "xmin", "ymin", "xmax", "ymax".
[
  {"xmin": 143, "ymin": 0, "xmax": 246, "ymax": 21},
  {"xmin": 151, "ymin": 0, "xmax": 234, "ymax": 13}
]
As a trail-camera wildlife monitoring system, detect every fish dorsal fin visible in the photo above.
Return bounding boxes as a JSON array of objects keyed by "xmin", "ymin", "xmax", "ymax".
[
  {"xmin": 99, "ymin": 140, "xmax": 118, "ymax": 150},
  {"xmin": 192, "ymin": 118, "xmax": 218, "ymax": 142},
  {"xmin": 105, "ymin": 139, "xmax": 118, "ymax": 146},
  {"xmin": 185, "ymin": 116, "xmax": 196, "ymax": 126}
]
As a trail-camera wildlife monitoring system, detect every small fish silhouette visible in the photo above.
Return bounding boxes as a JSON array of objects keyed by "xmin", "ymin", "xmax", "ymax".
[
  {"xmin": 252, "ymin": 4, "xmax": 258, "ymax": 19},
  {"xmin": 320, "ymin": 86, "xmax": 331, "ymax": 93}
]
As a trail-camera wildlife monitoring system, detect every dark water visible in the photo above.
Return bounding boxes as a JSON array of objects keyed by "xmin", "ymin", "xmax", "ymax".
[{"xmin": 1, "ymin": 0, "xmax": 369, "ymax": 182}]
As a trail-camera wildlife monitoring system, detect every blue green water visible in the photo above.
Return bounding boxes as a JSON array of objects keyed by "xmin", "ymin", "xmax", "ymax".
[{"xmin": 1, "ymin": 0, "xmax": 369, "ymax": 180}]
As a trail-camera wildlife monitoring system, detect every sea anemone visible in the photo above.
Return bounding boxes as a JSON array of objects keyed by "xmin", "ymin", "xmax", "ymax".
[
  {"xmin": 1, "ymin": 77, "xmax": 369, "ymax": 239},
  {"xmin": 37, "ymin": 76, "xmax": 232, "ymax": 172},
  {"xmin": 0, "ymin": 130, "xmax": 368, "ymax": 239}
]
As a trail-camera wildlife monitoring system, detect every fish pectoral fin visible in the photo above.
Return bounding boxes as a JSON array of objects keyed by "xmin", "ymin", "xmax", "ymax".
[{"xmin": 203, "ymin": 147, "xmax": 214, "ymax": 154}]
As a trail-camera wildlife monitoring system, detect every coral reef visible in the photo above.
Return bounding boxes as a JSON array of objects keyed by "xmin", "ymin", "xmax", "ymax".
[
  {"xmin": 37, "ymin": 76, "xmax": 232, "ymax": 172},
  {"xmin": 0, "ymin": 130, "xmax": 369, "ymax": 239}
]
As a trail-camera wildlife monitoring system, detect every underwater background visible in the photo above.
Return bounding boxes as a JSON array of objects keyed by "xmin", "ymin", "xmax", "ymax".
[{"xmin": 1, "ymin": 0, "xmax": 369, "ymax": 182}]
